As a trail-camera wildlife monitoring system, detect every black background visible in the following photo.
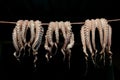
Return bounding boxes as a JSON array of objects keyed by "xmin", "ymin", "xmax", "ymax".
[{"xmin": 0, "ymin": 0, "xmax": 120, "ymax": 80}]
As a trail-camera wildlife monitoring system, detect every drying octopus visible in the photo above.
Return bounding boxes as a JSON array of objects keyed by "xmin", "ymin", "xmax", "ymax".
[
  {"xmin": 44, "ymin": 21, "xmax": 74, "ymax": 65},
  {"xmin": 12, "ymin": 20, "xmax": 44, "ymax": 67},
  {"xmin": 80, "ymin": 18, "xmax": 112, "ymax": 65}
]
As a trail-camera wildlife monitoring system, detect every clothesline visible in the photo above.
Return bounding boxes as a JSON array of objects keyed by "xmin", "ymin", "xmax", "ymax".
[{"xmin": 0, "ymin": 18, "xmax": 120, "ymax": 26}]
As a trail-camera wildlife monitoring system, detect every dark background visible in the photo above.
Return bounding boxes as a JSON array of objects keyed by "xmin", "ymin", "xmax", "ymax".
[{"xmin": 0, "ymin": 0, "xmax": 120, "ymax": 80}]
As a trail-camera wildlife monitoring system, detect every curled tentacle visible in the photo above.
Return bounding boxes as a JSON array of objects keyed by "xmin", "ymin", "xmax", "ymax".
[
  {"xmin": 15, "ymin": 20, "xmax": 24, "ymax": 59},
  {"xmin": 44, "ymin": 35, "xmax": 52, "ymax": 61},
  {"xmin": 12, "ymin": 27, "xmax": 20, "ymax": 61},
  {"xmin": 66, "ymin": 33, "xmax": 74, "ymax": 51},
  {"xmin": 44, "ymin": 22, "xmax": 55, "ymax": 61}
]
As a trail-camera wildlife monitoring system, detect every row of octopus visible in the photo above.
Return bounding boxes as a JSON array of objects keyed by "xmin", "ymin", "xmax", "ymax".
[{"xmin": 12, "ymin": 18, "xmax": 112, "ymax": 68}]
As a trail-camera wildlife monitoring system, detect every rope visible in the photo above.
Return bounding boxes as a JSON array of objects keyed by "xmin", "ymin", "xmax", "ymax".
[{"xmin": 0, "ymin": 18, "xmax": 120, "ymax": 26}]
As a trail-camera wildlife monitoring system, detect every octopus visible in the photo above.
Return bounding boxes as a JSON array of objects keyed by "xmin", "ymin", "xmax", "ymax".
[
  {"xmin": 44, "ymin": 21, "xmax": 74, "ymax": 67},
  {"xmin": 12, "ymin": 20, "xmax": 44, "ymax": 68}
]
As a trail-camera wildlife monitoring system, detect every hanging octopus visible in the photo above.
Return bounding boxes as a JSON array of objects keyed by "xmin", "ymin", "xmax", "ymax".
[
  {"xmin": 44, "ymin": 21, "xmax": 74, "ymax": 68},
  {"xmin": 12, "ymin": 20, "xmax": 44, "ymax": 67},
  {"xmin": 80, "ymin": 18, "xmax": 113, "ymax": 66}
]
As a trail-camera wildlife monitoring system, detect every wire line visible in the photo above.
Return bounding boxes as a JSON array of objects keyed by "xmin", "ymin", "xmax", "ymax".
[{"xmin": 0, "ymin": 18, "xmax": 120, "ymax": 26}]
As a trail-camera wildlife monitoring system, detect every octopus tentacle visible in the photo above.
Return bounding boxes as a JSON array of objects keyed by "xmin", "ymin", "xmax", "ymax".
[
  {"xmin": 59, "ymin": 21, "xmax": 66, "ymax": 40},
  {"xmin": 85, "ymin": 20, "xmax": 95, "ymax": 64},
  {"xmin": 44, "ymin": 35, "xmax": 52, "ymax": 61},
  {"xmin": 21, "ymin": 20, "xmax": 29, "ymax": 56},
  {"xmin": 80, "ymin": 25, "xmax": 88, "ymax": 60},
  {"xmin": 21, "ymin": 20, "xmax": 29, "ymax": 45},
  {"xmin": 28, "ymin": 20, "xmax": 35, "ymax": 47},
  {"xmin": 16, "ymin": 20, "xmax": 24, "ymax": 58},
  {"xmin": 12, "ymin": 27, "xmax": 20, "ymax": 61},
  {"xmin": 96, "ymin": 19, "xmax": 105, "ymax": 63},
  {"xmin": 106, "ymin": 25, "xmax": 112, "ymax": 57},
  {"xmin": 96, "ymin": 19, "xmax": 104, "ymax": 48},
  {"xmin": 106, "ymin": 25, "xmax": 112, "ymax": 65},
  {"xmin": 44, "ymin": 22, "xmax": 55, "ymax": 61},
  {"xmin": 54, "ymin": 21, "xmax": 59, "ymax": 48},
  {"xmin": 91, "ymin": 19, "xmax": 97, "ymax": 54},
  {"xmin": 66, "ymin": 33, "xmax": 74, "ymax": 68},
  {"xmin": 62, "ymin": 21, "xmax": 72, "ymax": 60},
  {"xmin": 100, "ymin": 18, "xmax": 109, "ymax": 65},
  {"xmin": 47, "ymin": 22, "xmax": 54, "ymax": 47},
  {"xmin": 33, "ymin": 21, "xmax": 44, "ymax": 51},
  {"xmin": 59, "ymin": 21, "xmax": 67, "ymax": 60},
  {"xmin": 32, "ymin": 20, "xmax": 42, "ymax": 67},
  {"xmin": 100, "ymin": 18, "xmax": 108, "ymax": 53}
]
